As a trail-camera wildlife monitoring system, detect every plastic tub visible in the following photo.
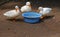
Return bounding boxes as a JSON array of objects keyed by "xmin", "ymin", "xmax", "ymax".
[{"xmin": 22, "ymin": 12, "xmax": 42, "ymax": 23}]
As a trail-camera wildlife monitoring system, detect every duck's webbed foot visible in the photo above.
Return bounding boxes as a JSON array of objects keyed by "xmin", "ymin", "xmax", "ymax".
[
  {"xmin": 41, "ymin": 15, "xmax": 47, "ymax": 19},
  {"xmin": 11, "ymin": 17, "xmax": 16, "ymax": 22}
]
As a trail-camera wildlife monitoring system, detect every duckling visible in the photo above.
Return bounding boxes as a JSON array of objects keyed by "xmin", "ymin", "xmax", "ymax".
[
  {"xmin": 4, "ymin": 6, "xmax": 20, "ymax": 21},
  {"xmin": 20, "ymin": 2, "xmax": 32, "ymax": 12},
  {"xmin": 38, "ymin": 7, "xmax": 52, "ymax": 19}
]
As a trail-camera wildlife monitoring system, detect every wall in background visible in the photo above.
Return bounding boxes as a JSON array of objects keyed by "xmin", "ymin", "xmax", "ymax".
[{"xmin": 0, "ymin": 0, "xmax": 11, "ymax": 5}]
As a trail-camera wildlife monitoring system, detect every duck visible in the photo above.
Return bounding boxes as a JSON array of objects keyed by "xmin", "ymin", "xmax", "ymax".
[
  {"xmin": 20, "ymin": 2, "xmax": 32, "ymax": 12},
  {"xmin": 38, "ymin": 7, "xmax": 52, "ymax": 19},
  {"xmin": 4, "ymin": 6, "xmax": 20, "ymax": 21}
]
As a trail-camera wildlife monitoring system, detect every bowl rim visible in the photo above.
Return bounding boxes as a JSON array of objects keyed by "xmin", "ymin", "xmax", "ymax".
[{"xmin": 22, "ymin": 12, "xmax": 42, "ymax": 18}]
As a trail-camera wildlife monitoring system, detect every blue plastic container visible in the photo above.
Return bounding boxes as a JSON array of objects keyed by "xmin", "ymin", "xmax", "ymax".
[{"xmin": 22, "ymin": 12, "xmax": 42, "ymax": 23}]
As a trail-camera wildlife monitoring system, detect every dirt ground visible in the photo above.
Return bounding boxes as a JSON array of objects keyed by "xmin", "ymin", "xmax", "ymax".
[{"xmin": 0, "ymin": 1, "xmax": 60, "ymax": 37}]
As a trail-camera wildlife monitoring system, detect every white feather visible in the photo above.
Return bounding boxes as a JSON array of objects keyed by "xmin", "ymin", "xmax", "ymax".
[
  {"xmin": 21, "ymin": 6, "xmax": 31, "ymax": 12},
  {"xmin": 4, "ymin": 10, "xmax": 20, "ymax": 19},
  {"xmin": 39, "ymin": 7, "xmax": 52, "ymax": 15},
  {"xmin": 21, "ymin": 2, "xmax": 32, "ymax": 12},
  {"xmin": 3, "ymin": 6, "xmax": 20, "ymax": 19}
]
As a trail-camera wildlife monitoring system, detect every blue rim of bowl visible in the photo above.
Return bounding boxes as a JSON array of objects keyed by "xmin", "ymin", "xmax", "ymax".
[{"xmin": 22, "ymin": 12, "xmax": 42, "ymax": 18}]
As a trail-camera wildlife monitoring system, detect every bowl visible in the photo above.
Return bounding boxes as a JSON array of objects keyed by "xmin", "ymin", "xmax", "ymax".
[{"xmin": 22, "ymin": 12, "xmax": 42, "ymax": 23}]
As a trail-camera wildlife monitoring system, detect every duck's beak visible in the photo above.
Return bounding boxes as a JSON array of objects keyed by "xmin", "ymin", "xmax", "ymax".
[
  {"xmin": 37, "ymin": 9, "xmax": 40, "ymax": 12},
  {"xmin": 29, "ymin": 5, "xmax": 31, "ymax": 8},
  {"xmin": 16, "ymin": 8, "xmax": 19, "ymax": 12}
]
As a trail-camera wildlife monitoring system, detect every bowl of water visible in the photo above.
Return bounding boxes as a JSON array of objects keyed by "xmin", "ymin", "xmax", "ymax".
[{"xmin": 22, "ymin": 12, "xmax": 42, "ymax": 23}]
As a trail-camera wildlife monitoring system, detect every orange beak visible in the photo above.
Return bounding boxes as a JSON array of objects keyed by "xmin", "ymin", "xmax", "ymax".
[
  {"xmin": 37, "ymin": 9, "xmax": 40, "ymax": 12},
  {"xmin": 16, "ymin": 8, "xmax": 19, "ymax": 12},
  {"xmin": 29, "ymin": 5, "xmax": 31, "ymax": 8}
]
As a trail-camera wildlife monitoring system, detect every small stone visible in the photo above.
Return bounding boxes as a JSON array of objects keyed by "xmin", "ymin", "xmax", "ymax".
[
  {"xmin": 8, "ymin": 28, "xmax": 10, "ymax": 30},
  {"xmin": 53, "ymin": 17, "xmax": 56, "ymax": 19}
]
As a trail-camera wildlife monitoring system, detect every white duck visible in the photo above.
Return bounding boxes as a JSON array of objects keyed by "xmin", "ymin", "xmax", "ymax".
[
  {"xmin": 21, "ymin": 2, "xmax": 32, "ymax": 12},
  {"xmin": 4, "ymin": 6, "xmax": 20, "ymax": 20},
  {"xmin": 38, "ymin": 7, "xmax": 52, "ymax": 19}
]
